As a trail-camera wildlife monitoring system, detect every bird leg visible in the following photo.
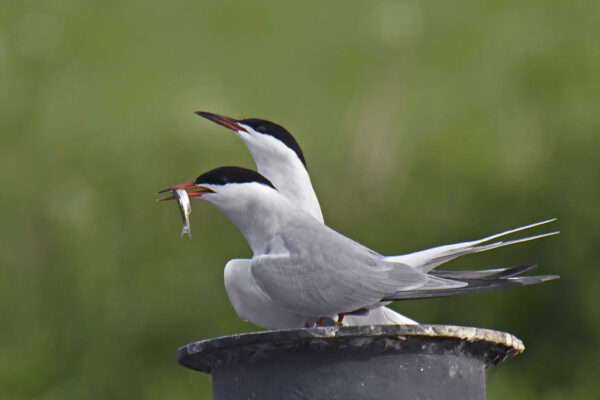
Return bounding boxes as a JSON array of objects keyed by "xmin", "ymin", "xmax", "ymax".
[
  {"xmin": 315, "ymin": 317, "xmax": 326, "ymax": 326},
  {"xmin": 336, "ymin": 313, "xmax": 345, "ymax": 326}
]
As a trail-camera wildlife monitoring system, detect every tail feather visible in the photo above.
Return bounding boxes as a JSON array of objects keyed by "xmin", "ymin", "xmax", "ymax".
[{"xmin": 384, "ymin": 219, "xmax": 558, "ymax": 272}]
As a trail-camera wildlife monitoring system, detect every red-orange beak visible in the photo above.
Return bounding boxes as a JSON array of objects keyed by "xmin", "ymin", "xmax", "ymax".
[
  {"xmin": 157, "ymin": 182, "xmax": 214, "ymax": 201},
  {"xmin": 195, "ymin": 111, "xmax": 247, "ymax": 133}
]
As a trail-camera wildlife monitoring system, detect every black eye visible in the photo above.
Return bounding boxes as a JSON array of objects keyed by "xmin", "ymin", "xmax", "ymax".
[{"xmin": 256, "ymin": 125, "xmax": 267, "ymax": 133}]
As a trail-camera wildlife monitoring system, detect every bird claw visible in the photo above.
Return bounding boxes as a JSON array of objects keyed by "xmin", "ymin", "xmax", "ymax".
[{"xmin": 311, "ymin": 314, "xmax": 344, "ymax": 327}]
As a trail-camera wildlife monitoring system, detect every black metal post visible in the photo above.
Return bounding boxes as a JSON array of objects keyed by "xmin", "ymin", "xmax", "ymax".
[{"xmin": 177, "ymin": 324, "xmax": 524, "ymax": 400}]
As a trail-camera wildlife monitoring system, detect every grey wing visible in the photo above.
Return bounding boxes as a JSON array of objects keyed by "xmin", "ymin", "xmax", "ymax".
[
  {"xmin": 250, "ymin": 224, "xmax": 461, "ymax": 317},
  {"xmin": 224, "ymin": 259, "xmax": 313, "ymax": 329}
]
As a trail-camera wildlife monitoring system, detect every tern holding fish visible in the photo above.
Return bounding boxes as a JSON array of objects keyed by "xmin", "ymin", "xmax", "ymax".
[
  {"xmin": 159, "ymin": 166, "xmax": 558, "ymax": 329},
  {"xmin": 158, "ymin": 167, "xmax": 557, "ymax": 328},
  {"xmin": 184, "ymin": 111, "xmax": 558, "ymax": 326}
]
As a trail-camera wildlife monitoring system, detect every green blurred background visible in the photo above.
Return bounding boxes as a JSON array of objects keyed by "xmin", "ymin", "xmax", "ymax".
[{"xmin": 1, "ymin": 0, "xmax": 598, "ymax": 398}]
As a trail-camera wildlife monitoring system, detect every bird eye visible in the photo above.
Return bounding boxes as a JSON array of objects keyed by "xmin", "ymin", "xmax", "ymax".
[{"xmin": 256, "ymin": 125, "xmax": 267, "ymax": 133}]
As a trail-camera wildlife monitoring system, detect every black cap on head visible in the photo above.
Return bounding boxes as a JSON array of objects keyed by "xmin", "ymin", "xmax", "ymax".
[
  {"xmin": 194, "ymin": 166, "xmax": 276, "ymax": 190},
  {"xmin": 240, "ymin": 118, "xmax": 307, "ymax": 168}
]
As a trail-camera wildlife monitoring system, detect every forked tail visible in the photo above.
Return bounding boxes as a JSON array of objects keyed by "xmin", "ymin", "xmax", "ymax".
[{"xmin": 385, "ymin": 219, "xmax": 559, "ymax": 272}]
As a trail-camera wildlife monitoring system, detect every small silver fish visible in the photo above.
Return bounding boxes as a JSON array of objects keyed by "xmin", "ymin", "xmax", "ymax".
[{"xmin": 174, "ymin": 189, "xmax": 192, "ymax": 238}]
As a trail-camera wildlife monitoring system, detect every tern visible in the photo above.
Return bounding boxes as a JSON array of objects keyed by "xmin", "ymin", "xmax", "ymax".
[
  {"xmin": 193, "ymin": 111, "xmax": 558, "ymax": 324},
  {"xmin": 194, "ymin": 111, "xmax": 558, "ymax": 271},
  {"xmin": 160, "ymin": 166, "xmax": 558, "ymax": 329}
]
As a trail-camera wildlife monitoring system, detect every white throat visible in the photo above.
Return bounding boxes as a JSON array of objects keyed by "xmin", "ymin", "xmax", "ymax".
[
  {"xmin": 241, "ymin": 136, "xmax": 324, "ymax": 223},
  {"xmin": 202, "ymin": 183, "xmax": 304, "ymax": 255}
]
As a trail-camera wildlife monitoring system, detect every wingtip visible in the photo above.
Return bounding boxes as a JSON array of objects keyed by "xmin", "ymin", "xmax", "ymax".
[
  {"xmin": 508, "ymin": 274, "xmax": 560, "ymax": 284},
  {"xmin": 541, "ymin": 274, "xmax": 560, "ymax": 281}
]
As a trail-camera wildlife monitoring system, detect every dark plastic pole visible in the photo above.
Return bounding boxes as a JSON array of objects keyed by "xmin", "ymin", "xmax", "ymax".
[{"xmin": 177, "ymin": 324, "xmax": 524, "ymax": 400}]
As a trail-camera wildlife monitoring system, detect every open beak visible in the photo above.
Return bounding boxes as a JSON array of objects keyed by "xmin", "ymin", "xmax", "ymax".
[
  {"xmin": 195, "ymin": 111, "xmax": 247, "ymax": 133},
  {"xmin": 157, "ymin": 182, "xmax": 214, "ymax": 201}
]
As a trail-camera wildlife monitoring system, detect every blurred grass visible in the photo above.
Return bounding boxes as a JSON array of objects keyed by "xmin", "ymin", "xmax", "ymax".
[{"xmin": 1, "ymin": 0, "xmax": 598, "ymax": 399}]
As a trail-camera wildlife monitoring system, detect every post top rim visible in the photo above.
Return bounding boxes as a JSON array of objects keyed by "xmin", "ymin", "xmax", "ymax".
[{"xmin": 177, "ymin": 324, "xmax": 524, "ymax": 373}]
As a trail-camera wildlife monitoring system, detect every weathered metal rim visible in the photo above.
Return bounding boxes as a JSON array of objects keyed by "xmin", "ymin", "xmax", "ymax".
[{"xmin": 177, "ymin": 324, "xmax": 524, "ymax": 373}]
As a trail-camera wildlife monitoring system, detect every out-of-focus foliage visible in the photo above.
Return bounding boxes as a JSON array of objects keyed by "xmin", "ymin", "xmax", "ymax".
[{"xmin": 1, "ymin": 0, "xmax": 598, "ymax": 398}]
